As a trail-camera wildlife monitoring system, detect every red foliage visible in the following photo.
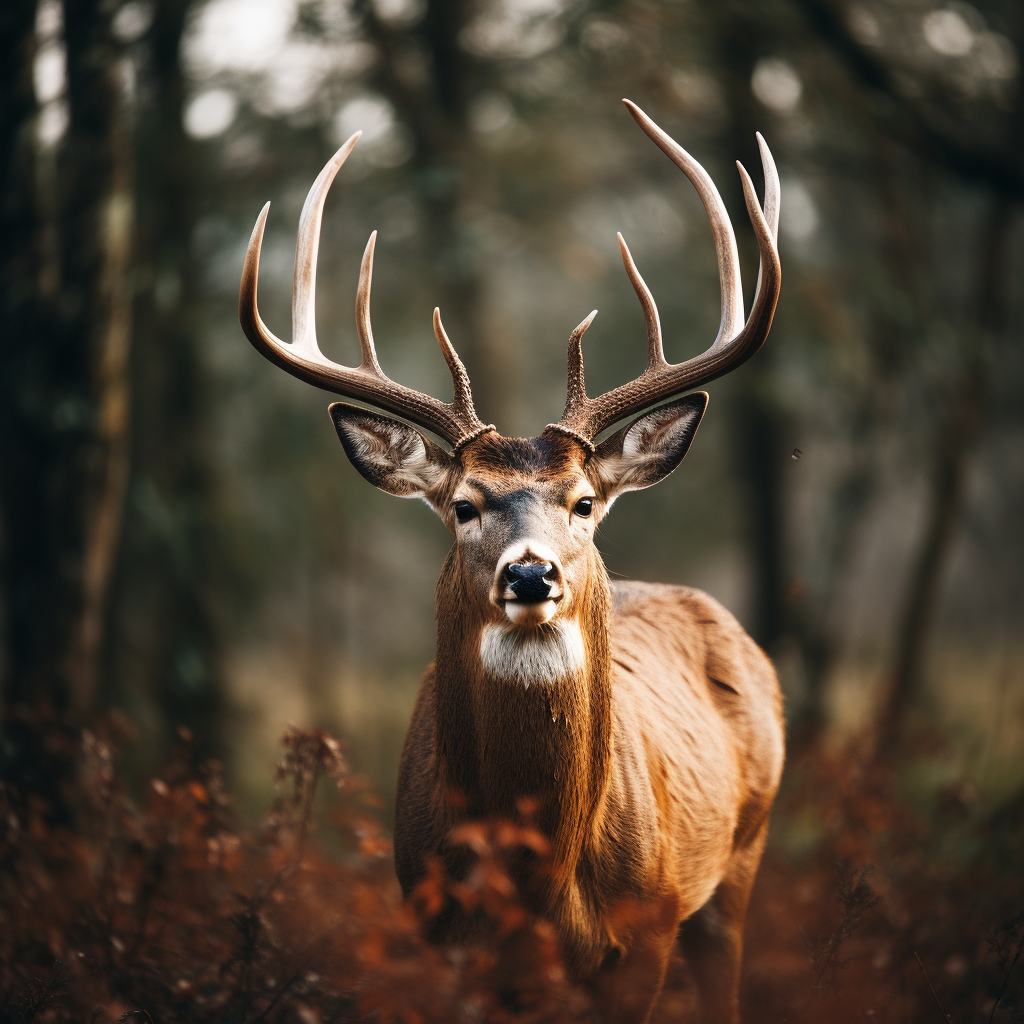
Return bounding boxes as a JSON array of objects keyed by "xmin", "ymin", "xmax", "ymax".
[
  {"xmin": 0, "ymin": 720, "xmax": 591, "ymax": 1023},
  {"xmin": 1, "ymin": 722, "xmax": 1021, "ymax": 1024},
  {"xmin": 737, "ymin": 742, "xmax": 1024, "ymax": 1024}
]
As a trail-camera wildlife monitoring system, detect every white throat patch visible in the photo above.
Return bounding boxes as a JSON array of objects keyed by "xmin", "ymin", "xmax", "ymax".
[{"xmin": 479, "ymin": 620, "xmax": 586, "ymax": 687}]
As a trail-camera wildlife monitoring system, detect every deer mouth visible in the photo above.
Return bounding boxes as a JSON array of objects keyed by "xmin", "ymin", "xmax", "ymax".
[
  {"xmin": 500, "ymin": 571, "xmax": 563, "ymax": 626},
  {"xmin": 502, "ymin": 595, "xmax": 561, "ymax": 627}
]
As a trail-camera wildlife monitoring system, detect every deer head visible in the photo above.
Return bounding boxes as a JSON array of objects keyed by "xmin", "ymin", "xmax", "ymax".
[{"xmin": 239, "ymin": 100, "xmax": 780, "ymax": 680}]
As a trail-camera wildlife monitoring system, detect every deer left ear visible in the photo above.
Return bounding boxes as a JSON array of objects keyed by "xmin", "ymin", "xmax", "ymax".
[
  {"xmin": 329, "ymin": 403, "xmax": 455, "ymax": 507},
  {"xmin": 588, "ymin": 393, "xmax": 708, "ymax": 503}
]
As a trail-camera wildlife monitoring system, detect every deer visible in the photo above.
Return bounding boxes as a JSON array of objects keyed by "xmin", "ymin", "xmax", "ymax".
[{"xmin": 240, "ymin": 99, "xmax": 784, "ymax": 1024}]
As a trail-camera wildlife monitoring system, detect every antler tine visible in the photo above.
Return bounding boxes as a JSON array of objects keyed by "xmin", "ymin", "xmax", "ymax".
[
  {"xmin": 566, "ymin": 310, "xmax": 598, "ymax": 408},
  {"xmin": 758, "ymin": 133, "xmax": 781, "ymax": 240},
  {"xmin": 433, "ymin": 308, "xmax": 483, "ymax": 426},
  {"xmin": 546, "ymin": 311, "xmax": 599, "ymax": 451},
  {"xmin": 240, "ymin": 137, "xmax": 492, "ymax": 451},
  {"xmin": 749, "ymin": 132, "xmax": 780, "ymax": 315},
  {"xmin": 623, "ymin": 99, "xmax": 744, "ymax": 349},
  {"xmin": 293, "ymin": 132, "xmax": 362, "ymax": 359},
  {"xmin": 239, "ymin": 201, "xmax": 281, "ymax": 352},
  {"xmin": 551, "ymin": 103, "xmax": 781, "ymax": 445},
  {"xmin": 617, "ymin": 233, "xmax": 666, "ymax": 369},
  {"xmin": 355, "ymin": 231, "xmax": 384, "ymax": 376},
  {"xmin": 729, "ymin": 150, "xmax": 781, "ymax": 366}
]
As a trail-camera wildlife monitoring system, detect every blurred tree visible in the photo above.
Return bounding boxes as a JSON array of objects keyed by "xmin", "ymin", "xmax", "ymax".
[
  {"xmin": 785, "ymin": 0, "xmax": 1024, "ymax": 746},
  {"xmin": 2, "ymin": 0, "xmax": 1022, "ymax": 807},
  {"xmin": 0, "ymin": 0, "xmax": 134, "ymax": 809},
  {"xmin": 882, "ymin": 193, "xmax": 1017, "ymax": 749},
  {"xmin": 105, "ymin": 0, "xmax": 225, "ymax": 761},
  {"xmin": 356, "ymin": 0, "xmax": 511, "ymax": 424},
  {"xmin": 710, "ymin": 1, "xmax": 791, "ymax": 656}
]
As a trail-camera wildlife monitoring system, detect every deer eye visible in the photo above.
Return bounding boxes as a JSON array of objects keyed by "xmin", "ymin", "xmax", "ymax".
[
  {"xmin": 454, "ymin": 501, "xmax": 478, "ymax": 524},
  {"xmin": 573, "ymin": 497, "xmax": 593, "ymax": 518}
]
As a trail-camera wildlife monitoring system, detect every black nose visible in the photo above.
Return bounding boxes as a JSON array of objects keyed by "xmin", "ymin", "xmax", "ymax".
[{"xmin": 505, "ymin": 562, "xmax": 553, "ymax": 603}]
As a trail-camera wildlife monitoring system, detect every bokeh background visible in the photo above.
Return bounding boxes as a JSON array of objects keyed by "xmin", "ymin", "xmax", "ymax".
[
  {"xmin": 4, "ymin": 0, "xmax": 1022, "ymax": 812},
  {"xmin": 2, "ymin": 0, "xmax": 1024, "ymax": 1016}
]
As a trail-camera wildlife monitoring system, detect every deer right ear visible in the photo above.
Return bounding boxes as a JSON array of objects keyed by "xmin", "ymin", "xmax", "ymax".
[
  {"xmin": 588, "ymin": 393, "xmax": 708, "ymax": 505},
  {"xmin": 329, "ymin": 403, "xmax": 455, "ymax": 506}
]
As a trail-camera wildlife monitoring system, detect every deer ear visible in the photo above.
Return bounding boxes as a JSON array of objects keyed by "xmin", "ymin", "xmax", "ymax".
[
  {"xmin": 589, "ymin": 393, "xmax": 708, "ymax": 503},
  {"xmin": 329, "ymin": 403, "xmax": 455, "ymax": 505}
]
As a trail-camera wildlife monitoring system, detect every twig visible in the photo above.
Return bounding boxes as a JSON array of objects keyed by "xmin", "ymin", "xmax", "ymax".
[
  {"xmin": 807, "ymin": 864, "xmax": 880, "ymax": 990},
  {"xmin": 988, "ymin": 941, "xmax": 1023, "ymax": 1024},
  {"xmin": 915, "ymin": 952, "xmax": 952, "ymax": 1024},
  {"xmin": 245, "ymin": 928, "xmax": 337, "ymax": 1024}
]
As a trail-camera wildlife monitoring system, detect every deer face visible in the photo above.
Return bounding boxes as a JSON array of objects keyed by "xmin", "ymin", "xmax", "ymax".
[
  {"xmin": 446, "ymin": 433, "xmax": 596, "ymax": 631},
  {"xmin": 330, "ymin": 394, "xmax": 707, "ymax": 640}
]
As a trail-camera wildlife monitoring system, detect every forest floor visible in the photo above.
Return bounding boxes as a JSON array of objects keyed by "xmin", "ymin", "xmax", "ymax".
[{"xmin": 1, "ymin": 718, "xmax": 1021, "ymax": 1024}]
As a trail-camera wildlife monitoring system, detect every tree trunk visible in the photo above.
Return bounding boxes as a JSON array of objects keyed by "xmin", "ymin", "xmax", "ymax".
[
  {"xmin": 711, "ymin": 3, "xmax": 789, "ymax": 653},
  {"xmin": 66, "ymin": 2, "xmax": 136, "ymax": 717},
  {"xmin": 879, "ymin": 197, "xmax": 1014, "ymax": 751},
  {"xmin": 102, "ymin": 0, "xmax": 226, "ymax": 762},
  {"xmin": 794, "ymin": 135, "xmax": 921, "ymax": 738},
  {"xmin": 359, "ymin": 0, "xmax": 509, "ymax": 428},
  {"xmin": 0, "ymin": 0, "xmax": 134, "ymax": 809}
]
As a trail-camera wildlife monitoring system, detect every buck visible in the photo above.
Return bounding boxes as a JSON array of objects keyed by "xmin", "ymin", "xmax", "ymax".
[{"xmin": 240, "ymin": 100, "xmax": 784, "ymax": 1024}]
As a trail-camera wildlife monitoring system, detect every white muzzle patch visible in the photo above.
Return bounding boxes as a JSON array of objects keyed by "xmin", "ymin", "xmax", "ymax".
[{"xmin": 479, "ymin": 620, "xmax": 586, "ymax": 688}]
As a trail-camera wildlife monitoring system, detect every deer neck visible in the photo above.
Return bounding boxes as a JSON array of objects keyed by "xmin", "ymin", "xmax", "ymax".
[{"xmin": 432, "ymin": 547, "xmax": 613, "ymax": 864}]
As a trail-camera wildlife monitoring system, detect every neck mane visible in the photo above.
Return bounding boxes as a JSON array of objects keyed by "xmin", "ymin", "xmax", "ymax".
[{"xmin": 432, "ymin": 546, "xmax": 613, "ymax": 872}]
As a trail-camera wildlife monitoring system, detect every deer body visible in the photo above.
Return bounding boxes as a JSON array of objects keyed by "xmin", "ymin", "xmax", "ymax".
[
  {"xmin": 391, "ymin": 435, "xmax": 783, "ymax": 1022},
  {"xmin": 240, "ymin": 100, "xmax": 784, "ymax": 1022},
  {"xmin": 397, "ymin": 576, "xmax": 784, "ymax": 943}
]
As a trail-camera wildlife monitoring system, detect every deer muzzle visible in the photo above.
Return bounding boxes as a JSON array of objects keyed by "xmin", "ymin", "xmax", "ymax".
[{"xmin": 492, "ymin": 543, "xmax": 565, "ymax": 627}]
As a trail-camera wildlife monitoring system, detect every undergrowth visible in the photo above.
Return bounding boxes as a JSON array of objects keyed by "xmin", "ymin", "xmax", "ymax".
[
  {"xmin": 0, "ymin": 717, "xmax": 588, "ymax": 1023},
  {"xmin": 0, "ymin": 715, "xmax": 1021, "ymax": 1023}
]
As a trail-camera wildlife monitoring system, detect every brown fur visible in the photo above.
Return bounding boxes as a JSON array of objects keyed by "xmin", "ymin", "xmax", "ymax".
[{"xmin": 381, "ymin": 428, "xmax": 785, "ymax": 1024}]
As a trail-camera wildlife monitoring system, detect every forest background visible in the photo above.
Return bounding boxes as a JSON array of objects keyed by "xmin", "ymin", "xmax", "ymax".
[{"xmin": 1, "ymin": 0, "xmax": 1023, "ymax": 1021}]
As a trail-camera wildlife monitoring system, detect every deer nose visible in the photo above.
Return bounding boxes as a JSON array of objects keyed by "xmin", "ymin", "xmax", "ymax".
[
  {"xmin": 504, "ymin": 562, "xmax": 554, "ymax": 603},
  {"xmin": 490, "ymin": 542, "xmax": 565, "ymax": 624}
]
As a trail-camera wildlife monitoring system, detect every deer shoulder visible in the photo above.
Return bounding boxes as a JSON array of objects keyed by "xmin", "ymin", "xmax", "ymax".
[{"xmin": 608, "ymin": 581, "xmax": 784, "ymax": 848}]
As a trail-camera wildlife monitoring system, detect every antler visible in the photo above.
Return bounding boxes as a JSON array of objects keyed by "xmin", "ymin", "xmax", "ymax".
[
  {"xmin": 548, "ymin": 99, "xmax": 781, "ymax": 448},
  {"xmin": 239, "ymin": 132, "xmax": 493, "ymax": 451}
]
